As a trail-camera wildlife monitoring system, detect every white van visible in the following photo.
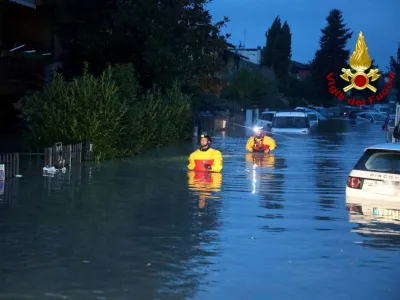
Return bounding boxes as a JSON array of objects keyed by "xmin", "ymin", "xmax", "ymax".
[
  {"xmin": 271, "ymin": 111, "xmax": 310, "ymax": 134},
  {"xmin": 255, "ymin": 111, "xmax": 276, "ymax": 128}
]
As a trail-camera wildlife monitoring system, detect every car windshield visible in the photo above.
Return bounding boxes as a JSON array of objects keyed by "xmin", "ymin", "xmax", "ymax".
[
  {"xmin": 354, "ymin": 149, "xmax": 400, "ymax": 174},
  {"xmin": 259, "ymin": 113, "xmax": 274, "ymax": 121},
  {"xmin": 371, "ymin": 113, "xmax": 387, "ymax": 121},
  {"xmin": 273, "ymin": 116, "xmax": 309, "ymax": 128},
  {"xmin": 307, "ymin": 113, "xmax": 317, "ymax": 120},
  {"xmin": 380, "ymin": 107, "xmax": 391, "ymax": 113}
]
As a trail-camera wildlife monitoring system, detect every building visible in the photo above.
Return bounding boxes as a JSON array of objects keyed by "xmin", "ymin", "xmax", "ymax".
[
  {"xmin": 229, "ymin": 47, "xmax": 262, "ymax": 65},
  {"xmin": 289, "ymin": 60, "xmax": 311, "ymax": 80},
  {"xmin": 0, "ymin": 0, "xmax": 60, "ymax": 95}
]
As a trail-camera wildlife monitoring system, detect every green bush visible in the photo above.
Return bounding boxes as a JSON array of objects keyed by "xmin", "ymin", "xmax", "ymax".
[{"xmin": 15, "ymin": 63, "xmax": 193, "ymax": 160}]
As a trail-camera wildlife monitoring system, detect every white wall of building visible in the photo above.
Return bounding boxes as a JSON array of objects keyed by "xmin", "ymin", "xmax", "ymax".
[{"xmin": 229, "ymin": 48, "xmax": 262, "ymax": 65}]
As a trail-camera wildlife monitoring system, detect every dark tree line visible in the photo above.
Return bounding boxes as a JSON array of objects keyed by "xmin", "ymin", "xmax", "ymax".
[{"xmin": 54, "ymin": 0, "xmax": 230, "ymax": 90}]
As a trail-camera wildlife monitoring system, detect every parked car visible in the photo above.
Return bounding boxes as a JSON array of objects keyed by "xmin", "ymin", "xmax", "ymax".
[
  {"xmin": 306, "ymin": 112, "xmax": 318, "ymax": 127},
  {"xmin": 294, "ymin": 107, "xmax": 327, "ymax": 120},
  {"xmin": 271, "ymin": 111, "xmax": 310, "ymax": 134},
  {"xmin": 356, "ymin": 112, "xmax": 387, "ymax": 124},
  {"xmin": 348, "ymin": 110, "xmax": 362, "ymax": 119},
  {"xmin": 255, "ymin": 111, "xmax": 276, "ymax": 128},
  {"xmin": 346, "ymin": 143, "xmax": 400, "ymax": 201},
  {"xmin": 339, "ymin": 106, "xmax": 354, "ymax": 117}
]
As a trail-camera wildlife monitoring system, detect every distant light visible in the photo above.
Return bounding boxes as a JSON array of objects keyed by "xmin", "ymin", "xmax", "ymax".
[
  {"xmin": 10, "ymin": 44, "xmax": 25, "ymax": 52},
  {"xmin": 24, "ymin": 50, "xmax": 36, "ymax": 53},
  {"xmin": 42, "ymin": 53, "xmax": 52, "ymax": 56},
  {"xmin": 385, "ymin": 77, "xmax": 389, "ymax": 82}
]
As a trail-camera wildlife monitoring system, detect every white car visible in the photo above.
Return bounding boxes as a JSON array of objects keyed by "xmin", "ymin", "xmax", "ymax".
[
  {"xmin": 294, "ymin": 107, "xmax": 327, "ymax": 121},
  {"xmin": 271, "ymin": 111, "xmax": 310, "ymax": 134},
  {"xmin": 356, "ymin": 112, "xmax": 388, "ymax": 124},
  {"xmin": 255, "ymin": 111, "xmax": 276, "ymax": 128},
  {"xmin": 346, "ymin": 143, "xmax": 400, "ymax": 201}
]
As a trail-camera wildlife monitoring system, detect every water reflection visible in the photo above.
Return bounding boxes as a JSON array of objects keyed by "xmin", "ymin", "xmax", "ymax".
[
  {"xmin": 187, "ymin": 171, "xmax": 222, "ymax": 209},
  {"xmin": 0, "ymin": 178, "xmax": 19, "ymax": 205},
  {"xmin": 347, "ymin": 196, "xmax": 400, "ymax": 250}
]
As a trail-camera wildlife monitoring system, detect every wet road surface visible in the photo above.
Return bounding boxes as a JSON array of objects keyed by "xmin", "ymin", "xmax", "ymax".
[{"xmin": 0, "ymin": 119, "xmax": 399, "ymax": 300}]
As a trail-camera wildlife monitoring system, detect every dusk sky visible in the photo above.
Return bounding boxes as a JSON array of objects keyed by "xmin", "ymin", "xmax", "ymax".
[{"xmin": 209, "ymin": 0, "xmax": 400, "ymax": 69}]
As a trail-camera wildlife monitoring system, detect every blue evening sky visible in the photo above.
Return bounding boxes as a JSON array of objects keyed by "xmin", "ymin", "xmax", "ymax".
[{"xmin": 208, "ymin": 0, "xmax": 400, "ymax": 69}]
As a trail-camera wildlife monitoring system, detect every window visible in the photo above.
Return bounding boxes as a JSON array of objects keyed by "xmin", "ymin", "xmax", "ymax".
[
  {"xmin": 273, "ymin": 116, "xmax": 309, "ymax": 128},
  {"xmin": 380, "ymin": 107, "xmax": 390, "ymax": 113},
  {"xmin": 259, "ymin": 113, "xmax": 274, "ymax": 121},
  {"xmin": 354, "ymin": 149, "xmax": 400, "ymax": 174},
  {"xmin": 371, "ymin": 113, "xmax": 387, "ymax": 122},
  {"xmin": 307, "ymin": 113, "xmax": 317, "ymax": 121}
]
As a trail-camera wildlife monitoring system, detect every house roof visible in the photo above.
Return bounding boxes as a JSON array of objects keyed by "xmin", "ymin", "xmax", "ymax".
[{"xmin": 7, "ymin": 0, "xmax": 36, "ymax": 8}]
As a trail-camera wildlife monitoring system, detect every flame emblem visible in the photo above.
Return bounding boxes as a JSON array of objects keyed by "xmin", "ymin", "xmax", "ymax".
[{"xmin": 340, "ymin": 32, "xmax": 380, "ymax": 92}]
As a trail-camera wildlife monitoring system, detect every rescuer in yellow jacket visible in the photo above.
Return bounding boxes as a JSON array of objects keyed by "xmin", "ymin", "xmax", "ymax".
[
  {"xmin": 187, "ymin": 132, "xmax": 223, "ymax": 172},
  {"xmin": 246, "ymin": 126, "xmax": 276, "ymax": 153}
]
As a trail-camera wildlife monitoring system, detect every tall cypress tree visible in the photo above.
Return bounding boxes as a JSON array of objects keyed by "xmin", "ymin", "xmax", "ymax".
[
  {"xmin": 273, "ymin": 21, "xmax": 292, "ymax": 91},
  {"xmin": 262, "ymin": 16, "xmax": 281, "ymax": 68},
  {"xmin": 310, "ymin": 9, "xmax": 352, "ymax": 105}
]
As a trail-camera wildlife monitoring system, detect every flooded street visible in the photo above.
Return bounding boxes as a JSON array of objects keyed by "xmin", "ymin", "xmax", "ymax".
[{"xmin": 0, "ymin": 119, "xmax": 399, "ymax": 300}]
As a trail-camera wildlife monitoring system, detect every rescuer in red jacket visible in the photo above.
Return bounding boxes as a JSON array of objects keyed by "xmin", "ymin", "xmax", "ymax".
[{"xmin": 187, "ymin": 133, "xmax": 223, "ymax": 172}]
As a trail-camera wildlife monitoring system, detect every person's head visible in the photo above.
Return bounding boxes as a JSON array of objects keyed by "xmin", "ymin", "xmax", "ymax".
[{"xmin": 199, "ymin": 132, "xmax": 211, "ymax": 149}]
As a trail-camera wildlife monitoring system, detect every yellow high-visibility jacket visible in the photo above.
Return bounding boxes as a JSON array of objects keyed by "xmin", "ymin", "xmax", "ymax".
[
  {"xmin": 187, "ymin": 148, "xmax": 223, "ymax": 172},
  {"xmin": 246, "ymin": 135, "xmax": 276, "ymax": 152}
]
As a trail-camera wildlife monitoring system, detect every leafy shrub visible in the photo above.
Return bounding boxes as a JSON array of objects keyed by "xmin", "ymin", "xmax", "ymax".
[{"xmin": 15, "ymin": 63, "xmax": 193, "ymax": 160}]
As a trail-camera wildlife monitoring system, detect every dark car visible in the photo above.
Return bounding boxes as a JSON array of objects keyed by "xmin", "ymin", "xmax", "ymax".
[{"xmin": 348, "ymin": 110, "xmax": 361, "ymax": 119}]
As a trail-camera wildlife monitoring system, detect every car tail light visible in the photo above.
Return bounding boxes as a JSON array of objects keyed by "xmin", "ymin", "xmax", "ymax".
[{"xmin": 347, "ymin": 176, "xmax": 362, "ymax": 189}]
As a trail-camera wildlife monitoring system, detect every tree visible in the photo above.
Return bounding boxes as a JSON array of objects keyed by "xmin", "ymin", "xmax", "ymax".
[
  {"xmin": 389, "ymin": 47, "xmax": 400, "ymax": 102},
  {"xmin": 221, "ymin": 67, "xmax": 277, "ymax": 108},
  {"xmin": 262, "ymin": 16, "xmax": 281, "ymax": 68},
  {"xmin": 54, "ymin": 0, "xmax": 230, "ymax": 90},
  {"xmin": 261, "ymin": 17, "xmax": 292, "ymax": 92},
  {"xmin": 310, "ymin": 9, "xmax": 352, "ymax": 105},
  {"xmin": 274, "ymin": 22, "xmax": 292, "ymax": 91}
]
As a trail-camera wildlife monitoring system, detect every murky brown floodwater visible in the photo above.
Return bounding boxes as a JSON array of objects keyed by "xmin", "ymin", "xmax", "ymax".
[{"xmin": 0, "ymin": 118, "xmax": 399, "ymax": 300}]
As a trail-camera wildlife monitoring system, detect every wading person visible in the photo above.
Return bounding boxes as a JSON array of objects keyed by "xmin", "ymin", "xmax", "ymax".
[
  {"xmin": 187, "ymin": 132, "xmax": 223, "ymax": 172},
  {"xmin": 246, "ymin": 126, "xmax": 276, "ymax": 153}
]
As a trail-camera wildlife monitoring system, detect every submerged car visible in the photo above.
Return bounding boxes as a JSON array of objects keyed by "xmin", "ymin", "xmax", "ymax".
[
  {"xmin": 294, "ymin": 107, "xmax": 327, "ymax": 121},
  {"xmin": 306, "ymin": 112, "xmax": 318, "ymax": 127},
  {"xmin": 255, "ymin": 111, "xmax": 276, "ymax": 128},
  {"xmin": 346, "ymin": 143, "xmax": 400, "ymax": 201},
  {"xmin": 271, "ymin": 111, "xmax": 310, "ymax": 134},
  {"xmin": 356, "ymin": 112, "xmax": 388, "ymax": 124}
]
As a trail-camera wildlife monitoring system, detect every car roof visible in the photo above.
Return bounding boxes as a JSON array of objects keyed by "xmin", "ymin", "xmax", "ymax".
[
  {"xmin": 275, "ymin": 111, "xmax": 307, "ymax": 117},
  {"xmin": 365, "ymin": 143, "xmax": 400, "ymax": 151},
  {"xmin": 261, "ymin": 111, "xmax": 276, "ymax": 114}
]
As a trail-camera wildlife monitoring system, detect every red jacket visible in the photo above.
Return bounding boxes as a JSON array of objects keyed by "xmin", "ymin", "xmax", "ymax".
[{"xmin": 253, "ymin": 133, "xmax": 270, "ymax": 152}]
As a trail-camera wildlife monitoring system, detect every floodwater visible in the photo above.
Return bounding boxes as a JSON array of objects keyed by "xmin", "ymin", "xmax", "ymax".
[{"xmin": 0, "ymin": 119, "xmax": 399, "ymax": 300}]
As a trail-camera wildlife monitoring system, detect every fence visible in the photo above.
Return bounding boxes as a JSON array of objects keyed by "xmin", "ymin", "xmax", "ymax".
[
  {"xmin": 44, "ymin": 142, "xmax": 94, "ymax": 167},
  {"xmin": 0, "ymin": 153, "xmax": 20, "ymax": 178}
]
